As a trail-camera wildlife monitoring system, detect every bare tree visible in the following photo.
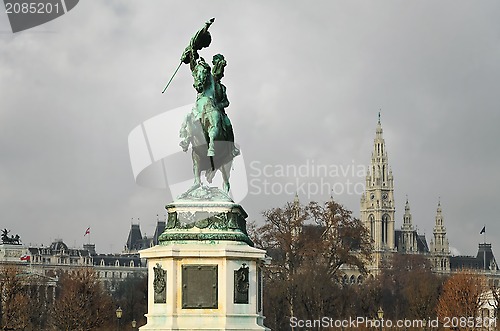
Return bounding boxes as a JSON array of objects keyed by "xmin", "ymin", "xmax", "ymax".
[
  {"xmin": 0, "ymin": 265, "xmax": 31, "ymax": 330},
  {"xmin": 255, "ymin": 198, "xmax": 373, "ymax": 329},
  {"xmin": 50, "ymin": 268, "xmax": 114, "ymax": 331},
  {"xmin": 258, "ymin": 198, "xmax": 308, "ymax": 328},
  {"xmin": 437, "ymin": 271, "xmax": 486, "ymax": 330},
  {"xmin": 307, "ymin": 199, "xmax": 372, "ymax": 276},
  {"xmin": 379, "ymin": 253, "xmax": 444, "ymax": 322},
  {"xmin": 487, "ymin": 282, "xmax": 500, "ymax": 321},
  {"xmin": 354, "ymin": 276, "xmax": 382, "ymax": 318}
]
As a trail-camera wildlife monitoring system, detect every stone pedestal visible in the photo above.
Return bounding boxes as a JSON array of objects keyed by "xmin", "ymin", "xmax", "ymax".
[{"xmin": 140, "ymin": 186, "xmax": 270, "ymax": 331}]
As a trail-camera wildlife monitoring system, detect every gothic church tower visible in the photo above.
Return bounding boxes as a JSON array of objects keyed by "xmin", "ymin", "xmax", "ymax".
[
  {"xmin": 360, "ymin": 114, "xmax": 395, "ymax": 269},
  {"xmin": 430, "ymin": 201, "xmax": 450, "ymax": 272}
]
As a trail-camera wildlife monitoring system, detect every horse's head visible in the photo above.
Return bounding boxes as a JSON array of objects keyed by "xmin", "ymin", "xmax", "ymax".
[{"xmin": 193, "ymin": 58, "xmax": 211, "ymax": 93}]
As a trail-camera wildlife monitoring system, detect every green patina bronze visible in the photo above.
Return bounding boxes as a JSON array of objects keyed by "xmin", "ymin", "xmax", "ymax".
[
  {"xmin": 179, "ymin": 18, "xmax": 239, "ymax": 194},
  {"xmin": 158, "ymin": 186, "xmax": 253, "ymax": 246},
  {"xmin": 159, "ymin": 20, "xmax": 251, "ymax": 246}
]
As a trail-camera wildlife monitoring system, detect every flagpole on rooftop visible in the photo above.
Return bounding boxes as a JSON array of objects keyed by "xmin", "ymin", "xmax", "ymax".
[
  {"xmin": 482, "ymin": 225, "xmax": 486, "ymax": 270},
  {"xmin": 84, "ymin": 226, "xmax": 91, "ymax": 245}
]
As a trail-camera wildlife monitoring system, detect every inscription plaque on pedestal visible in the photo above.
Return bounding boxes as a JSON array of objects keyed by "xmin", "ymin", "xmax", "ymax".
[{"xmin": 182, "ymin": 265, "xmax": 218, "ymax": 309}]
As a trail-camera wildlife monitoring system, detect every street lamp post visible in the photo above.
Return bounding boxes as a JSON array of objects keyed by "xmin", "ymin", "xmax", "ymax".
[
  {"xmin": 377, "ymin": 307, "xmax": 384, "ymax": 331},
  {"xmin": 115, "ymin": 307, "xmax": 123, "ymax": 331}
]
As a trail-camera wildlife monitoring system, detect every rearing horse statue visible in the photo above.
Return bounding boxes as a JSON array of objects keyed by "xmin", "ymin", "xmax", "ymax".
[
  {"xmin": 179, "ymin": 57, "xmax": 236, "ymax": 193},
  {"xmin": 178, "ymin": 19, "xmax": 239, "ymax": 194}
]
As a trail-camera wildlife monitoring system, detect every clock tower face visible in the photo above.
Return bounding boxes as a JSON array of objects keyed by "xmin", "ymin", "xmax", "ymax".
[
  {"xmin": 382, "ymin": 193, "xmax": 388, "ymax": 200},
  {"xmin": 370, "ymin": 193, "xmax": 375, "ymax": 200}
]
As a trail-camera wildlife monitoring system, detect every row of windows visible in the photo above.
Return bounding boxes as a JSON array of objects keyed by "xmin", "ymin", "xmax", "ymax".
[
  {"xmin": 341, "ymin": 274, "xmax": 375, "ymax": 285},
  {"xmin": 31, "ymin": 256, "xmax": 92, "ymax": 265},
  {"xmin": 99, "ymin": 270, "xmax": 137, "ymax": 279},
  {"xmin": 32, "ymin": 249, "xmax": 88, "ymax": 257},
  {"xmin": 30, "ymin": 256, "xmax": 138, "ymax": 267},
  {"xmin": 99, "ymin": 259, "xmax": 137, "ymax": 267}
]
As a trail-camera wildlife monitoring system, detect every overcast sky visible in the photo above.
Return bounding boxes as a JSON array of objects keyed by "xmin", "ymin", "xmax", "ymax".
[{"xmin": 0, "ymin": 1, "xmax": 499, "ymax": 256}]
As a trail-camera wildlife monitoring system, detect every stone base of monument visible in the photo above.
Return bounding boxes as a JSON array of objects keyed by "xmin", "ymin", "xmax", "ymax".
[{"xmin": 139, "ymin": 186, "xmax": 270, "ymax": 331}]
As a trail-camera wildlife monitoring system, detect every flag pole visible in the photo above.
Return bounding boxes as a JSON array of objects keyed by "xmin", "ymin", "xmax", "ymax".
[
  {"xmin": 484, "ymin": 224, "xmax": 486, "ymax": 270},
  {"xmin": 484, "ymin": 246, "xmax": 486, "ymax": 270},
  {"xmin": 84, "ymin": 227, "xmax": 91, "ymax": 246}
]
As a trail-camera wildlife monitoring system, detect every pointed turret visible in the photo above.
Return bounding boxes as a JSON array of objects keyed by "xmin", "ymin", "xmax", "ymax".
[
  {"xmin": 430, "ymin": 199, "xmax": 450, "ymax": 272},
  {"xmin": 434, "ymin": 200, "xmax": 445, "ymax": 230},
  {"xmin": 399, "ymin": 196, "xmax": 418, "ymax": 253},
  {"xmin": 402, "ymin": 197, "xmax": 413, "ymax": 230}
]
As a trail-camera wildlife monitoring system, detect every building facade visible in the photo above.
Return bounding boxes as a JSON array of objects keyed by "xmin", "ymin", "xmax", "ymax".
[
  {"xmin": 358, "ymin": 115, "xmax": 498, "ymax": 279},
  {"xmin": 1, "ymin": 238, "xmax": 147, "ymax": 292},
  {"xmin": 1, "ymin": 219, "xmax": 169, "ymax": 289}
]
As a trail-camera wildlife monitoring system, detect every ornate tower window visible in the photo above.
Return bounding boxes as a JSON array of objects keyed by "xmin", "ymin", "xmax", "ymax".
[
  {"xmin": 369, "ymin": 214, "xmax": 375, "ymax": 241},
  {"xmin": 382, "ymin": 214, "xmax": 390, "ymax": 245}
]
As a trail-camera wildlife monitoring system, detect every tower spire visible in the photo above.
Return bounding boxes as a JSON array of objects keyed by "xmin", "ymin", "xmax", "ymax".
[
  {"xmin": 360, "ymin": 114, "xmax": 396, "ymax": 269},
  {"xmin": 436, "ymin": 198, "xmax": 443, "ymax": 223},
  {"xmin": 376, "ymin": 112, "xmax": 383, "ymax": 138}
]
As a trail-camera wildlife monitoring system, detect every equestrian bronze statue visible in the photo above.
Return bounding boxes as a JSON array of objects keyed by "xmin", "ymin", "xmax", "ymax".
[{"xmin": 173, "ymin": 18, "xmax": 239, "ymax": 193}]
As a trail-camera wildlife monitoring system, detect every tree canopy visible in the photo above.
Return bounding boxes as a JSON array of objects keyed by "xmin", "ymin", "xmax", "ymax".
[{"xmin": 252, "ymin": 197, "xmax": 373, "ymax": 330}]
